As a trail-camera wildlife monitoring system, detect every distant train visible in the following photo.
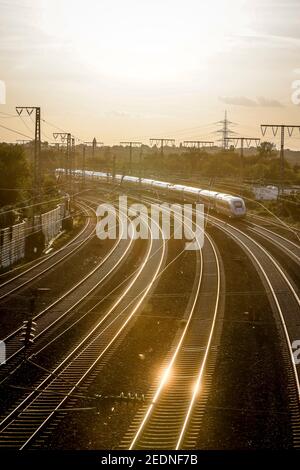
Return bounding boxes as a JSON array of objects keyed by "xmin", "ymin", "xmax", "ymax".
[{"xmin": 57, "ymin": 169, "xmax": 247, "ymax": 219}]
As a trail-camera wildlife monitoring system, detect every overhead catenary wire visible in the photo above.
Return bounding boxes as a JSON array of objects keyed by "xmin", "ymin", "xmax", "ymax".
[
  {"xmin": 18, "ymin": 114, "xmax": 34, "ymax": 135},
  {"xmin": 127, "ymin": 122, "xmax": 218, "ymax": 142},
  {"xmin": 0, "ymin": 194, "xmax": 68, "ymax": 217},
  {"xmin": 30, "ymin": 114, "xmax": 51, "ymax": 142},
  {"xmin": 0, "ymin": 122, "xmax": 33, "ymax": 140},
  {"xmin": 42, "ymin": 118, "xmax": 85, "ymax": 144},
  {"xmin": 0, "ymin": 111, "xmax": 18, "ymax": 119}
]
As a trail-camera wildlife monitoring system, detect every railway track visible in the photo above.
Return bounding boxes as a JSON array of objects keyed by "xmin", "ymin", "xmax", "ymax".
[
  {"xmin": 1, "ymin": 183, "xmax": 298, "ymax": 450},
  {"xmin": 211, "ymin": 181, "xmax": 300, "ymax": 241},
  {"xmin": 179, "ymin": 186, "xmax": 300, "ymax": 268},
  {"xmin": 128, "ymin": 189, "xmax": 300, "ymax": 448},
  {"xmin": 0, "ymin": 198, "xmax": 134, "ymax": 370},
  {"xmin": 247, "ymin": 213, "xmax": 300, "ymax": 237},
  {"xmin": 119, "ymin": 199, "xmax": 221, "ymax": 450},
  {"xmin": 0, "ymin": 201, "xmax": 95, "ymax": 302},
  {"xmin": 245, "ymin": 221, "xmax": 300, "ymax": 265},
  {"xmin": 207, "ymin": 214, "xmax": 300, "ymax": 448},
  {"xmin": 0, "ymin": 212, "xmax": 166, "ymax": 449}
]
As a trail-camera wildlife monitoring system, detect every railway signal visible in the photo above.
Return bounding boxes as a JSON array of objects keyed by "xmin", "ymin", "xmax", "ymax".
[
  {"xmin": 225, "ymin": 137, "xmax": 260, "ymax": 182},
  {"xmin": 261, "ymin": 124, "xmax": 300, "ymax": 194},
  {"xmin": 20, "ymin": 318, "xmax": 37, "ymax": 351},
  {"xmin": 20, "ymin": 287, "xmax": 50, "ymax": 353}
]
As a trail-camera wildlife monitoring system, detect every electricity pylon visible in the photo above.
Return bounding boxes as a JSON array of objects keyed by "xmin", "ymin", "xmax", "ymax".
[{"xmin": 215, "ymin": 110, "xmax": 236, "ymax": 149}]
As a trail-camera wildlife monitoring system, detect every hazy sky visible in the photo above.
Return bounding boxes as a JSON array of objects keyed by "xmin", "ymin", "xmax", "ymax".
[{"xmin": 0, "ymin": 0, "xmax": 300, "ymax": 148}]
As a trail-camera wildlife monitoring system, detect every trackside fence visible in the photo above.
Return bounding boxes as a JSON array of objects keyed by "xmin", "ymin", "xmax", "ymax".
[{"xmin": 0, "ymin": 203, "xmax": 66, "ymax": 269}]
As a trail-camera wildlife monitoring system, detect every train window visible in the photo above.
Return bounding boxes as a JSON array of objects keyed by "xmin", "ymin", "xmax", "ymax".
[{"xmin": 234, "ymin": 201, "xmax": 243, "ymax": 208}]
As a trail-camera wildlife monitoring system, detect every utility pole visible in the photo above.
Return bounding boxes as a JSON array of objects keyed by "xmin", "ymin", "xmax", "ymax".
[
  {"xmin": 71, "ymin": 137, "xmax": 75, "ymax": 194},
  {"xmin": 82, "ymin": 144, "xmax": 86, "ymax": 190},
  {"xmin": 92, "ymin": 137, "xmax": 96, "ymax": 158},
  {"xmin": 138, "ymin": 147, "xmax": 144, "ymax": 186},
  {"xmin": 84, "ymin": 139, "xmax": 103, "ymax": 171},
  {"xmin": 50, "ymin": 142, "xmax": 64, "ymax": 169},
  {"xmin": 225, "ymin": 137, "xmax": 260, "ymax": 182},
  {"xmin": 112, "ymin": 154, "xmax": 116, "ymax": 182},
  {"xmin": 261, "ymin": 124, "xmax": 300, "ymax": 194},
  {"xmin": 150, "ymin": 138, "xmax": 175, "ymax": 159},
  {"xmin": 16, "ymin": 107, "xmax": 41, "ymax": 210},
  {"xmin": 183, "ymin": 140, "xmax": 214, "ymax": 149},
  {"xmin": 53, "ymin": 132, "xmax": 72, "ymax": 191},
  {"xmin": 120, "ymin": 141, "xmax": 142, "ymax": 174}
]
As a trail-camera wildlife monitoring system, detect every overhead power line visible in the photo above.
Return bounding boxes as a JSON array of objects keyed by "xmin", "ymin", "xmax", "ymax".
[
  {"xmin": 0, "ymin": 111, "xmax": 18, "ymax": 119},
  {"xmin": 43, "ymin": 118, "xmax": 85, "ymax": 144},
  {"xmin": 0, "ymin": 122, "xmax": 33, "ymax": 139}
]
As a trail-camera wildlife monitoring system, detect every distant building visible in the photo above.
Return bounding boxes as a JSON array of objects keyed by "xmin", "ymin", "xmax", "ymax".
[{"xmin": 252, "ymin": 185, "xmax": 279, "ymax": 201}]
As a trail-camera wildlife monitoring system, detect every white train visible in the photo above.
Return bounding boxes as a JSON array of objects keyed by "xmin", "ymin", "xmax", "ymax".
[{"xmin": 58, "ymin": 169, "xmax": 247, "ymax": 219}]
